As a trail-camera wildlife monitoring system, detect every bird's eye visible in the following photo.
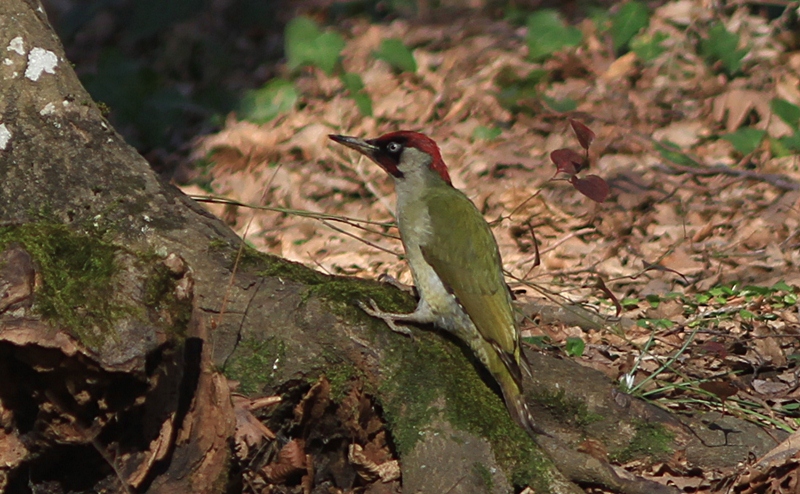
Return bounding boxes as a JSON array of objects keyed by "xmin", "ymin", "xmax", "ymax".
[{"xmin": 386, "ymin": 142, "xmax": 402, "ymax": 153}]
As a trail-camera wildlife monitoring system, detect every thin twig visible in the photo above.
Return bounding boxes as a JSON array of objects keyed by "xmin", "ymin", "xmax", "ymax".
[
  {"xmin": 213, "ymin": 164, "xmax": 283, "ymax": 332},
  {"xmin": 513, "ymin": 227, "xmax": 597, "ymax": 270},
  {"xmin": 320, "ymin": 219, "xmax": 402, "ymax": 257}
]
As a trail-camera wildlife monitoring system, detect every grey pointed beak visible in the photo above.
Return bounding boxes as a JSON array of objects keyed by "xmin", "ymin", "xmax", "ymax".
[{"xmin": 328, "ymin": 134, "xmax": 379, "ymax": 158}]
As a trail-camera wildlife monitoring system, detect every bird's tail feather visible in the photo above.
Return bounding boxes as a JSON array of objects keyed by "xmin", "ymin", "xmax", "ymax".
[{"xmin": 498, "ymin": 378, "xmax": 549, "ymax": 437}]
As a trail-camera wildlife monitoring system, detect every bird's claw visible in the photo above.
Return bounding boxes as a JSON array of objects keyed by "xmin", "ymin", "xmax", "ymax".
[
  {"xmin": 376, "ymin": 273, "xmax": 417, "ymax": 296},
  {"xmin": 357, "ymin": 299, "xmax": 414, "ymax": 337}
]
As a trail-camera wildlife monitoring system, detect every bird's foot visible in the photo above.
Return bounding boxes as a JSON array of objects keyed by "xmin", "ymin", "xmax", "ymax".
[
  {"xmin": 376, "ymin": 273, "xmax": 418, "ymax": 297},
  {"xmin": 357, "ymin": 299, "xmax": 414, "ymax": 337}
]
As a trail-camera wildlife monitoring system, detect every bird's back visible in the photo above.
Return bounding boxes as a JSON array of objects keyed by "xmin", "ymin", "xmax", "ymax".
[{"xmin": 418, "ymin": 185, "xmax": 521, "ymax": 373}]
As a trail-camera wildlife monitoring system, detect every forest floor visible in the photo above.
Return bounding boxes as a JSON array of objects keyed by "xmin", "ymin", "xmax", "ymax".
[
  {"xmin": 53, "ymin": 0, "xmax": 800, "ymax": 491},
  {"xmin": 184, "ymin": 2, "xmax": 800, "ymax": 491}
]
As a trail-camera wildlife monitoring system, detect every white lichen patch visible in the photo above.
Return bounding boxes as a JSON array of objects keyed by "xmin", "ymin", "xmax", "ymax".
[
  {"xmin": 0, "ymin": 124, "xmax": 11, "ymax": 150},
  {"xmin": 6, "ymin": 37, "xmax": 24, "ymax": 56},
  {"xmin": 25, "ymin": 47, "xmax": 58, "ymax": 81},
  {"xmin": 3, "ymin": 59, "xmax": 12, "ymax": 65},
  {"xmin": 40, "ymin": 102, "xmax": 56, "ymax": 116}
]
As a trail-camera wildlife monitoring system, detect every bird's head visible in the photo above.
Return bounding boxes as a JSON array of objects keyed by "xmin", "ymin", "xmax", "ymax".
[{"xmin": 329, "ymin": 131, "xmax": 452, "ymax": 186}]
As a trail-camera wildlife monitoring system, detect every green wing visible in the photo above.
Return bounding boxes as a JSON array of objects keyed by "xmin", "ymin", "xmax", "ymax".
[{"xmin": 419, "ymin": 186, "xmax": 521, "ymax": 378}]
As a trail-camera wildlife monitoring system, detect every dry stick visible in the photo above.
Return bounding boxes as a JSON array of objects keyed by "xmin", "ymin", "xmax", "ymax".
[
  {"xmin": 514, "ymin": 227, "xmax": 597, "ymax": 271},
  {"xmin": 194, "ymin": 195, "xmax": 403, "ymax": 270},
  {"xmin": 310, "ymin": 257, "xmax": 334, "ymax": 275},
  {"xmin": 520, "ymin": 220, "xmax": 541, "ymax": 280},
  {"xmin": 496, "ymin": 188, "xmax": 544, "ymax": 224},
  {"xmin": 212, "ymin": 163, "xmax": 284, "ymax": 333},
  {"xmin": 654, "ymin": 161, "xmax": 800, "ymax": 191},
  {"xmin": 203, "ymin": 185, "xmax": 606, "ymax": 327},
  {"xmin": 575, "ymin": 115, "xmax": 800, "ymax": 192},
  {"xmin": 320, "ymin": 219, "xmax": 401, "ymax": 257},
  {"xmin": 192, "ymin": 195, "xmax": 398, "ymax": 238},
  {"xmin": 504, "ymin": 270, "xmax": 615, "ymax": 331}
]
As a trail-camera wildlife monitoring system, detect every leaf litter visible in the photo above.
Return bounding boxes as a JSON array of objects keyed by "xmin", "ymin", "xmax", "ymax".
[{"xmin": 184, "ymin": 1, "xmax": 800, "ymax": 491}]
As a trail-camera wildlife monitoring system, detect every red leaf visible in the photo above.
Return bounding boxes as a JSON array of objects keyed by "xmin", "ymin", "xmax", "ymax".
[
  {"xmin": 569, "ymin": 119, "xmax": 595, "ymax": 150},
  {"xmin": 642, "ymin": 259, "xmax": 689, "ymax": 283},
  {"xmin": 699, "ymin": 381, "xmax": 738, "ymax": 402},
  {"xmin": 570, "ymin": 175, "xmax": 609, "ymax": 203},
  {"xmin": 700, "ymin": 341, "xmax": 728, "ymax": 359},
  {"xmin": 550, "ymin": 148, "xmax": 584, "ymax": 176},
  {"xmin": 592, "ymin": 277, "xmax": 622, "ymax": 317}
]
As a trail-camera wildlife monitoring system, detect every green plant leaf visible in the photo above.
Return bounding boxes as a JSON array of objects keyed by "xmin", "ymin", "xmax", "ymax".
[
  {"xmin": 285, "ymin": 16, "xmax": 345, "ymax": 75},
  {"xmin": 523, "ymin": 335, "xmax": 552, "ymax": 347},
  {"xmin": 776, "ymin": 132, "xmax": 800, "ymax": 152},
  {"xmin": 646, "ymin": 294, "xmax": 661, "ymax": 308},
  {"xmin": 621, "ymin": 297, "xmax": 640, "ymax": 308},
  {"xmin": 700, "ymin": 23, "xmax": 747, "ymax": 75},
  {"xmin": 238, "ymin": 79, "xmax": 298, "ymax": 123},
  {"xmin": 526, "ymin": 10, "xmax": 582, "ymax": 61},
  {"xmin": 340, "ymin": 72, "xmax": 365, "ymax": 92},
  {"xmin": 374, "ymin": 38, "xmax": 417, "ymax": 73},
  {"xmin": 630, "ymin": 31, "xmax": 668, "ymax": 61},
  {"xmin": 739, "ymin": 309, "xmax": 755, "ymax": 319},
  {"xmin": 351, "ymin": 93, "xmax": 373, "ymax": 116},
  {"xmin": 611, "ymin": 1, "xmax": 649, "ymax": 51},
  {"xmin": 494, "ymin": 67, "xmax": 548, "ymax": 112},
  {"xmin": 565, "ymin": 337, "xmax": 585, "ymax": 357},
  {"xmin": 588, "ymin": 8, "xmax": 612, "ymax": 34},
  {"xmin": 286, "ymin": 17, "xmax": 320, "ymax": 67},
  {"xmin": 654, "ymin": 140, "xmax": 700, "ymax": 166},
  {"xmin": 340, "ymin": 73, "xmax": 372, "ymax": 116},
  {"xmin": 541, "ymin": 95, "xmax": 577, "ymax": 112},
  {"xmin": 771, "ymin": 98, "xmax": 800, "ymax": 131},
  {"xmin": 472, "ymin": 126, "xmax": 502, "ymax": 141},
  {"xmin": 721, "ymin": 127, "xmax": 765, "ymax": 154},
  {"xmin": 742, "ymin": 285, "xmax": 772, "ymax": 297},
  {"xmin": 637, "ymin": 318, "xmax": 669, "ymax": 329}
]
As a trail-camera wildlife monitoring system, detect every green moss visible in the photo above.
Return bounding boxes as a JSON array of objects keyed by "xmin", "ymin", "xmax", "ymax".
[
  {"xmin": 531, "ymin": 389, "xmax": 603, "ymax": 428},
  {"xmin": 378, "ymin": 331, "xmax": 551, "ymax": 490},
  {"xmin": 0, "ymin": 223, "xmax": 127, "ymax": 347},
  {"xmin": 323, "ymin": 356, "xmax": 363, "ymax": 402},
  {"xmin": 611, "ymin": 421, "xmax": 674, "ymax": 463},
  {"xmin": 258, "ymin": 255, "xmax": 329, "ymax": 286},
  {"xmin": 96, "ymin": 101, "xmax": 111, "ymax": 116},
  {"xmin": 207, "ymin": 238, "xmax": 231, "ymax": 251},
  {"xmin": 206, "ymin": 240, "xmax": 310, "ymax": 279},
  {"xmin": 439, "ymin": 347, "xmax": 550, "ymax": 489},
  {"xmin": 378, "ymin": 336, "xmax": 442, "ymax": 454},
  {"xmin": 473, "ymin": 462, "xmax": 494, "ymax": 491},
  {"xmin": 305, "ymin": 277, "xmax": 415, "ymax": 321},
  {"xmin": 222, "ymin": 336, "xmax": 286, "ymax": 395},
  {"xmin": 210, "ymin": 239, "xmax": 413, "ymax": 322}
]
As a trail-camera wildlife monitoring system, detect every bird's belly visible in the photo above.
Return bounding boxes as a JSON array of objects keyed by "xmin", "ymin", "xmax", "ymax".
[
  {"xmin": 397, "ymin": 204, "xmax": 475, "ymax": 333},
  {"xmin": 403, "ymin": 244, "xmax": 473, "ymax": 333}
]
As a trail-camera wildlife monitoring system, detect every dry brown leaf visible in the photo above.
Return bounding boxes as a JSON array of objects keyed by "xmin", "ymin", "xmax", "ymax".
[
  {"xmin": 711, "ymin": 89, "xmax": 771, "ymax": 132},
  {"xmin": 128, "ymin": 413, "xmax": 176, "ymax": 488},
  {"xmin": 233, "ymin": 394, "xmax": 276, "ymax": 460},
  {"xmin": 348, "ymin": 443, "xmax": 401, "ymax": 483},
  {"xmin": 263, "ymin": 439, "xmax": 307, "ymax": 483}
]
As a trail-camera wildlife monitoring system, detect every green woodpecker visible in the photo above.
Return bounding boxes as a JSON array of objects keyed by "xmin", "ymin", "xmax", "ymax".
[{"xmin": 329, "ymin": 131, "xmax": 542, "ymax": 436}]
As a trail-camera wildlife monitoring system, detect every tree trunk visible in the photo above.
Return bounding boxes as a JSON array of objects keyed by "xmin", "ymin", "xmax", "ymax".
[{"xmin": 0, "ymin": 2, "xmax": 784, "ymax": 493}]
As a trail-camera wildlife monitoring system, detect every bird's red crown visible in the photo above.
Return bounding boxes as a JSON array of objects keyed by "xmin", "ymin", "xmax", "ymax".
[{"xmin": 371, "ymin": 131, "xmax": 452, "ymax": 185}]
